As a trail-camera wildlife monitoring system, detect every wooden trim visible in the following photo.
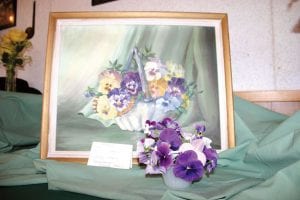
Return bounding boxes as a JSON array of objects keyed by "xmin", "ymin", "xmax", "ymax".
[
  {"xmin": 222, "ymin": 14, "xmax": 235, "ymax": 148},
  {"xmin": 234, "ymin": 90, "xmax": 300, "ymax": 102}
]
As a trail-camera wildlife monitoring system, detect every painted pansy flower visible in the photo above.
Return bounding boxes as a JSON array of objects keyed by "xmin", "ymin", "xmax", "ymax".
[
  {"xmin": 98, "ymin": 70, "xmax": 122, "ymax": 94},
  {"xmin": 148, "ymin": 78, "xmax": 168, "ymax": 98},
  {"xmin": 167, "ymin": 77, "xmax": 187, "ymax": 97},
  {"xmin": 144, "ymin": 59, "xmax": 167, "ymax": 81},
  {"xmin": 121, "ymin": 71, "xmax": 142, "ymax": 96},
  {"xmin": 165, "ymin": 61, "xmax": 185, "ymax": 80},
  {"xmin": 155, "ymin": 93, "xmax": 182, "ymax": 113},
  {"xmin": 95, "ymin": 96, "xmax": 118, "ymax": 120},
  {"xmin": 108, "ymin": 88, "xmax": 131, "ymax": 114}
]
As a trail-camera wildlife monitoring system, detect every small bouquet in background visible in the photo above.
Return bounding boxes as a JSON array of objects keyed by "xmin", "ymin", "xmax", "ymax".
[
  {"xmin": 0, "ymin": 28, "xmax": 32, "ymax": 68},
  {"xmin": 0, "ymin": 29, "xmax": 32, "ymax": 91},
  {"xmin": 137, "ymin": 117, "xmax": 218, "ymax": 183}
]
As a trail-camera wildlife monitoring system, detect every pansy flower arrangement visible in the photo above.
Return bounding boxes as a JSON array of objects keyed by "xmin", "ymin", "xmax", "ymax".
[
  {"xmin": 83, "ymin": 47, "xmax": 196, "ymax": 131},
  {"xmin": 137, "ymin": 117, "xmax": 218, "ymax": 183}
]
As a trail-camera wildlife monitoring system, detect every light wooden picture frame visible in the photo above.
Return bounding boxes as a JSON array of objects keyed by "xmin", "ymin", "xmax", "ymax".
[{"xmin": 41, "ymin": 11, "xmax": 235, "ymax": 163}]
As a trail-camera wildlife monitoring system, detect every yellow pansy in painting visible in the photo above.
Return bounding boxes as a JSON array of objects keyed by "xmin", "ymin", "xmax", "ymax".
[
  {"xmin": 98, "ymin": 77, "xmax": 121, "ymax": 95},
  {"xmin": 165, "ymin": 61, "xmax": 185, "ymax": 81},
  {"xmin": 148, "ymin": 78, "xmax": 168, "ymax": 98},
  {"xmin": 181, "ymin": 94, "xmax": 190, "ymax": 109},
  {"xmin": 97, "ymin": 70, "xmax": 121, "ymax": 95},
  {"xmin": 95, "ymin": 96, "xmax": 118, "ymax": 120}
]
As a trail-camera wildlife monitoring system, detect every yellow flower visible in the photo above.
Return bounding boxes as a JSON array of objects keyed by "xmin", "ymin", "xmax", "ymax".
[
  {"xmin": 98, "ymin": 77, "xmax": 121, "ymax": 95},
  {"xmin": 181, "ymin": 94, "xmax": 190, "ymax": 109},
  {"xmin": 0, "ymin": 42, "xmax": 14, "ymax": 54},
  {"xmin": 6, "ymin": 29, "xmax": 28, "ymax": 43},
  {"xmin": 0, "ymin": 29, "xmax": 32, "ymax": 67},
  {"xmin": 165, "ymin": 61, "xmax": 185, "ymax": 81},
  {"xmin": 97, "ymin": 70, "xmax": 121, "ymax": 94},
  {"xmin": 149, "ymin": 78, "xmax": 168, "ymax": 98},
  {"xmin": 95, "ymin": 96, "xmax": 118, "ymax": 120}
]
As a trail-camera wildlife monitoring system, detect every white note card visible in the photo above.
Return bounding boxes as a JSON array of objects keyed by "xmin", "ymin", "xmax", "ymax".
[{"xmin": 87, "ymin": 142, "xmax": 133, "ymax": 169}]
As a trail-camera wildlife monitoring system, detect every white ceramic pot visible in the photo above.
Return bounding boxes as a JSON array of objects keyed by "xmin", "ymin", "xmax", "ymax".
[{"xmin": 162, "ymin": 167, "xmax": 191, "ymax": 190}]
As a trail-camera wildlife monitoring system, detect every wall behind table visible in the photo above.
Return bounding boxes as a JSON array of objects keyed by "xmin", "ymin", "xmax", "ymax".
[{"xmin": 0, "ymin": 0, "xmax": 299, "ymax": 92}]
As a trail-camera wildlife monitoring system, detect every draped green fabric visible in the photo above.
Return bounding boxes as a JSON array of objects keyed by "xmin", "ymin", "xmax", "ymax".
[
  {"xmin": 1, "ymin": 91, "xmax": 300, "ymax": 200},
  {"xmin": 0, "ymin": 91, "xmax": 41, "ymax": 152}
]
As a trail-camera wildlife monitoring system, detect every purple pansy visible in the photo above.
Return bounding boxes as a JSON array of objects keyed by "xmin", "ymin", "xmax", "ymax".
[
  {"xmin": 145, "ymin": 150, "xmax": 167, "ymax": 174},
  {"xmin": 137, "ymin": 138, "xmax": 155, "ymax": 165},
  {"xmin": 145, "ymin": 120, "xmax": 159, "ymax": 138},
  {"xmin": 159, "ymin": 128, "xmax": 182, "ymax": 151},
  {"xmin": 196, "ymin": 124, "xmax": 206, "ymax": 134},
  {"xmin": 138, "ymin": 151, "xmax": 150, "ymax": 165},
  {"xmin": 167, "ymin": 77, "xmax": 186, "ymax": 97},
  {"xmin": 173, "ymin": 150, "xmax": 204, "ymax": 182},
  {"xmin": 108, "ymin": 88, "xmax": 131, "ymax": 112},
  {"xmin": 156, "ymin": 117, "xmax": 181, "ymax": 134},
  {"xmin": 155, "ymin": 142, "xmax": 172, "ymax": 170},
  {"xmin": 121, "ymin": 72, "xmax": 142, "ymax": 96},
  {"xmin": 203, "ymin": 147, "xmax": 218, "ymax": 173}
]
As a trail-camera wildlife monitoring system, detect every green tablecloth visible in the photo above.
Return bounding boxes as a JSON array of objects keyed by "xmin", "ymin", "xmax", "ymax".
[{"xmin": 0, "ymin": 91, "xmax": 299, "ymax": 200}]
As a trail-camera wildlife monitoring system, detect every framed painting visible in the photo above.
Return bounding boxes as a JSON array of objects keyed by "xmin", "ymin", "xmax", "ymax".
[
  {"xmin": 41, "ymin": 12, "xmax": 235, "ymax": 163},
  {"xmin": 0, "ymin": 0, "xmax": 17, "ymax": 30}
]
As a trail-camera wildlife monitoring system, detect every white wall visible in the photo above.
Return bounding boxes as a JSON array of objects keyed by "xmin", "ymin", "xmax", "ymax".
[{"xmin": 1, "ymin": 0, "xmax": 299, "ymax": 92}]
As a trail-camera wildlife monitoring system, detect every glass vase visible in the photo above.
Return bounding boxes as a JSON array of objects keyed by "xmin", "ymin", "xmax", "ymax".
[
  {"xmin": 162, "ymin": 167, "xmax": 191, "ymax": 190},
  {"xmin": 5, "ymin": 67, "xmax": 17, "ymax": 92}
]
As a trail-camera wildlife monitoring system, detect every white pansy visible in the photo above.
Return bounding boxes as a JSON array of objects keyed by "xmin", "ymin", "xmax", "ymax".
[
  {"xmin": 202, "ymin": 137, "xmax": 212, "ymax": 148},
  {"xmin": 144, "ymin": 138, "xmax": 155, "ymax": 148}
]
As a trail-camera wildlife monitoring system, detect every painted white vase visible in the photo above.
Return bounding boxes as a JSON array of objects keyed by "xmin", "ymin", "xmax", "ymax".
[{"xmin": 114, "ymin": 101, "xmax": 175, "ymax": 131}]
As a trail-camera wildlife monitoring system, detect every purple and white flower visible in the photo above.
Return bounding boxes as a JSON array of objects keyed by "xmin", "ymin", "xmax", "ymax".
[
  {"xmin": 137, "ymin": 118, "xmax": 218, "ymax": 183},
  {"xmin": 121, "ymin": 71, "xmax": 142, "ymax": 96},
  {"xmin": 203, "ymin": 146, "xmax": 218, "ymax": 173},
  {"xmin": 144, "ymin": 58, "xmax": 167, "ymax": 81},
  {"xmin": 156, "ymin": 94, "xmax": 182, "ymax": 113},
  {"xmin": 144, "ymin": 120, "xmax": 159, "ymax": 138},
  {"xmin": 167, "ymin": 77, "xmax": 186, "ymax": 97},
  {"xmin": 108, "ymin": 88, "xmax": 131, "ymax": 113}
]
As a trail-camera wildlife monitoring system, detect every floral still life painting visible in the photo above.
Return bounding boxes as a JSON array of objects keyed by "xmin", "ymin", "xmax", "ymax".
[
  {"xmin": 41, "ymin": 12, "xmax": 234, "ymax": 161},
  {"xmin": 137, "ymin": 117, "xmax": 218, "ymax": 189}
]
